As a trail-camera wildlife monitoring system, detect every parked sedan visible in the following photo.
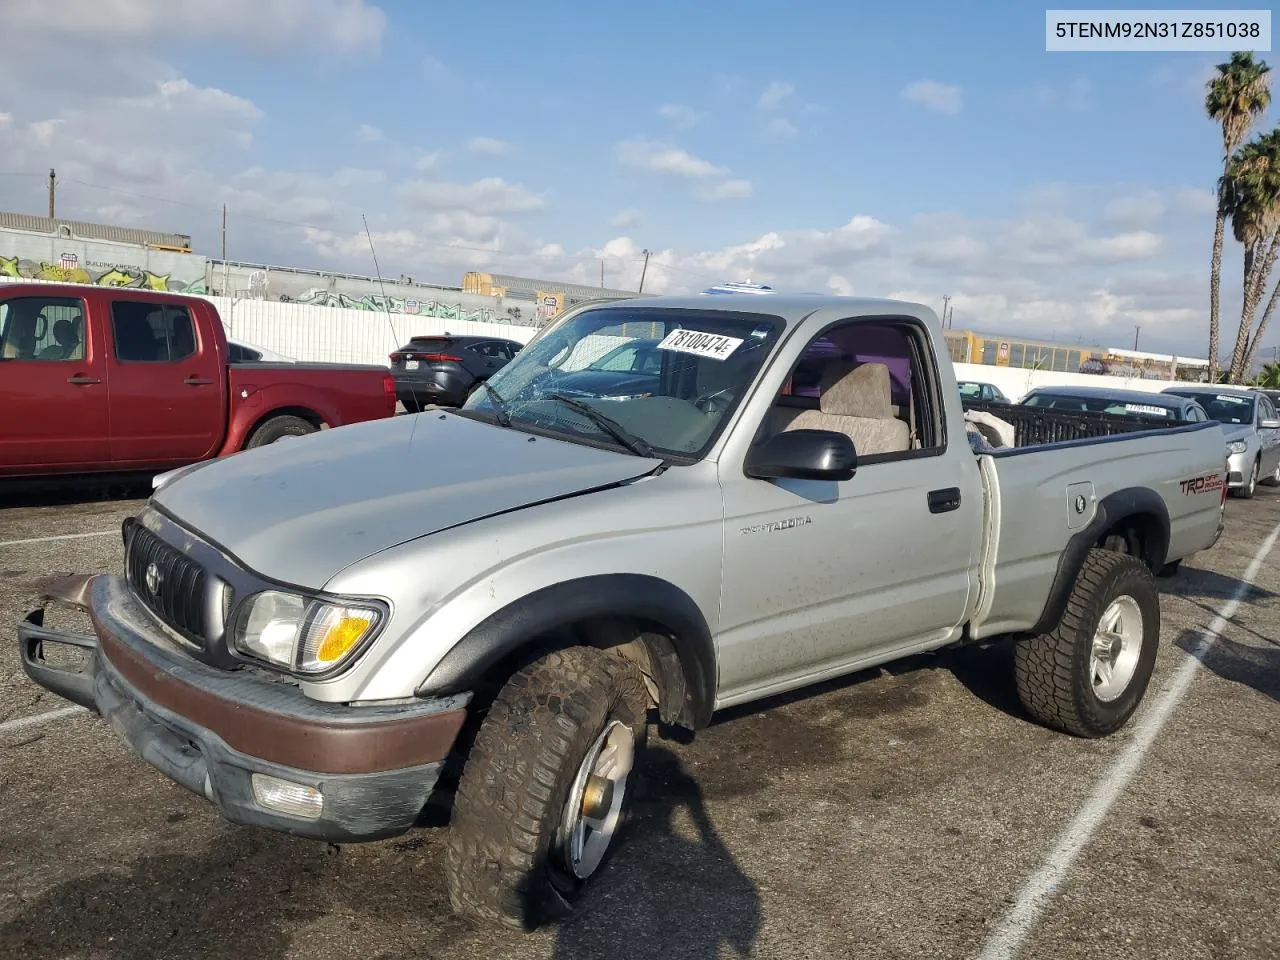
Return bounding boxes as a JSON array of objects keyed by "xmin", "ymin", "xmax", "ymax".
[
  {"xmin": 958, "ymin": 380, "xmax": 1012, "ymax": 403},
  {"xmin": 545, "ymin": 337, "xmax": 663, "ymax": 399},
  {"xmin": 1020, "ymin": 385, "xmax": 1210, "ymax": 422},
  {"xmin": 1163, "ymin": 385, "xmax": 1280, "ymax": 498},
  {"xmin": 390, "ymin": 334, "xmax": 524, "ymax": 410}
]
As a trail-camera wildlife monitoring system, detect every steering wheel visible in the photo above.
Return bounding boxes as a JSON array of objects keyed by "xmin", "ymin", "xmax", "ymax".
[{"xmin": 693, "ymin": 385, "xmax": 735, "ymax": 414}]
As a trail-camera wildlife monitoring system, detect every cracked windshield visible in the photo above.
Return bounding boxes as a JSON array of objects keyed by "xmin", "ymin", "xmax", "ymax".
[{"xmin": 461, "ymin": 306, "xmax": 782, "ymax": 456}]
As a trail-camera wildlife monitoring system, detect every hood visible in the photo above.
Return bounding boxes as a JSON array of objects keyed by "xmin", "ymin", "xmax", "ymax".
[
  {"xmin": 153, "ymin": 412, "xmax": 662, "ymax": 588},
  {"xmin": 1221, "ymin": 423, "xmax": 1252, "ymax": 442}
]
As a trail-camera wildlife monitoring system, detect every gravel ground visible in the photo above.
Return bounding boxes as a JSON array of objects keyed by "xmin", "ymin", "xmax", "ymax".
[{"xmin": 0, "ymin": 484, "xmax": 1276, "ymax": 960}]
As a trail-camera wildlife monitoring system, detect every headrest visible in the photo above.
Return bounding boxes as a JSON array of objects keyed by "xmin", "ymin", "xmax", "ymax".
[{"xmin": 819, "ymin": 362, "xmax": 895, "ymax": 419}]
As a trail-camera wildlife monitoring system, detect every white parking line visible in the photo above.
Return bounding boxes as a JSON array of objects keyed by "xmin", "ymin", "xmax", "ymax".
[
  {"xmin": 977, "ymin": 517, "xmax": 1280, "ymax": 960},
  {"xmin": 0, "ymin": 705, "xmax": 88, "ymax": 734},
  {"xmin": 0, "ymin": 531, "xmax": 116, "ymax": 548}
]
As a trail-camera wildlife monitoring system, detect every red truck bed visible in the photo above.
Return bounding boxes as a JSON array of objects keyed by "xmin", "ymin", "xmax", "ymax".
[{"xmin": 0, "ymin": 283, "xmax": 396, "ymax": 478}]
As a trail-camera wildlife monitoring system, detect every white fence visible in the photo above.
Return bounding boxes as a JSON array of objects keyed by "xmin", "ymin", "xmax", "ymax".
[{"xmin": 0, "ymin": 275, "xmax": 1217, "ymax": 398}]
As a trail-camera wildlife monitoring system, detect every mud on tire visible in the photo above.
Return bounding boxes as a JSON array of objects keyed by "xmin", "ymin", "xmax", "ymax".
[
  {"xmin": 444, "ymin": 646, "xmax": 649, "ymax": 929},
  {"xmin": 1014, "ymin": 548, "xmax": 1160, "ymax": 738}
]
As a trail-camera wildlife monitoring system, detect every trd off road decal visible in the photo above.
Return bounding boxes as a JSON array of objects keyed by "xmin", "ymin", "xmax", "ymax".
[{"xmin": 1179, "ymin": 474, "xmax": 1224, "ymax": 496}]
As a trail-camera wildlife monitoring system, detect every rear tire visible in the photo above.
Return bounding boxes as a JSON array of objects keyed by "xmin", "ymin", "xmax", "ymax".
[
  {"xmin": 445, "ymin": 647, "xmax": 649, "ymax": 929},
  {"xmin": 1014, "ymin": 548, "xmax": 1160, "ymax": 738},
  {"xmin": 244, "ymin": 414, "xmax": 319, "ymax": 448}
]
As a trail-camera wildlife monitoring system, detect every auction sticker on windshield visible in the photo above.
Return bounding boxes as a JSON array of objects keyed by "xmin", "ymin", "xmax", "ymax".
[
  {"xmin": 657, "ymin": 328, "xmax": 744, "ymax": 361},
  {"xmin": 1124, "ymin": 403, "xmax": 1170, "ymax": 417}
]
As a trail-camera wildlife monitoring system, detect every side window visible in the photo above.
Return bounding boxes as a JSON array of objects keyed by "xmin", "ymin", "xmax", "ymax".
[
  {"xmin": 760, "ymin": 320, "xmax": 944, "ymax": 461},
  {"xmin": 0, "ymin": 297, "xmax": 86, "ymax": 361},
  {"xmin": 1260, "ymin": 395, "xmax": 1277, "ymax": 423},
  {"xmin": 112, "ymin": 302, "xmax": 197, "ymax": 363}
]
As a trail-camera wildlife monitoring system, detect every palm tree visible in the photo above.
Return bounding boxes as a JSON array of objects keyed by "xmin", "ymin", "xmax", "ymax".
[
  {"xmin": 1251, "ymin": 359, "xmax": 1280, "ymax": 388},
  {"xmin": 1205, "ymin": 52, "xmax": 1271, "ymax": 380},
  {"xmin": 1225, "ymin": 127, "xmax": 1280, "ymax": 381}
]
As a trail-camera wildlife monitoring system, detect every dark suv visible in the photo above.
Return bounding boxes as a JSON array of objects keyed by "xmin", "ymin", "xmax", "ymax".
[{"xmin": 389, "ymin": 334, "xmax": 524, "ymax": 410}]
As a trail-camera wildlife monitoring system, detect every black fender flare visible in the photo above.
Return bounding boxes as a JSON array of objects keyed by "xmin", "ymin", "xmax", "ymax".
[
  {"xmin": 414, "ymin": 574, "xmax": 718, "ymax": 729},
  {"xmin": 1027, "ymin": 486, "xmax": 1171, "ymax": 637}
]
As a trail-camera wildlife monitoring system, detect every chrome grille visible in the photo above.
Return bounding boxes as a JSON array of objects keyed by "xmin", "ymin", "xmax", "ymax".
[{"xmin": 124, "ymin": 518, "xmax": 208, "ymax": 645}]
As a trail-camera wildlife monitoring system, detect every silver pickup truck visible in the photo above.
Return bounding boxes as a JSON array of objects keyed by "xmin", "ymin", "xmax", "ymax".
[{"xmin": 19, "ymin": 293, "xmax": 1227, "ymax": 928}]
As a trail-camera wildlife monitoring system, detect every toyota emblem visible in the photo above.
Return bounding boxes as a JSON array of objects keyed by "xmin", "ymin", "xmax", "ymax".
[{"xmin": 144, "ymin": 562, "xmax": 162, "ymax": 595}]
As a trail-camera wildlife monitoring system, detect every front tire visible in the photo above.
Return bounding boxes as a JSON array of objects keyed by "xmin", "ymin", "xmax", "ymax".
[
  {"xmin": 1014, "ymin": 548, "xmax": 1160, "ymax": 738},
  {"xmin": 445, "ymin": 647, "xmax": 649, "ymax": 929},
  {"xmin": 1234, "ymin": 458, "xmax": 1259, "ymax": 499}
]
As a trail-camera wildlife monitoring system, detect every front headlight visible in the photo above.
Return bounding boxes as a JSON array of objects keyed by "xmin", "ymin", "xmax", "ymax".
[
  {"xmin": 1227, "ymin": 439, "xmax": 1248, "ymax": 454},
  {"xmin": 231, "ymin": 590, "xmax": 384, "ymax": 675}
]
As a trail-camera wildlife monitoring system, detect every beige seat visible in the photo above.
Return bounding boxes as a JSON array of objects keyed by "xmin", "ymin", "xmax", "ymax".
[{"xmin": 782, "ymin": 362, "xmax": 911, "ymax": 456}]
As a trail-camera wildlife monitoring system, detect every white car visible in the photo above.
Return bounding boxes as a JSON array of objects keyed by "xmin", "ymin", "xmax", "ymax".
[{"xmin": 227, "ymin": 339, "xmax": 295, "ymax": 363}]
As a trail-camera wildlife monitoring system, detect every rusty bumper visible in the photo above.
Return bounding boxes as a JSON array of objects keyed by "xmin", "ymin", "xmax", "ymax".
[{"xmin": 19, "ymin": 574, "xmax": 470, "ymax": 842}]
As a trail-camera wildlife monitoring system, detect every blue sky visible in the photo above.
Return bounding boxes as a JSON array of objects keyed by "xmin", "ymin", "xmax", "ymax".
[{"xmin": 0, "ymin": 0, "xmax": 1276, "ymax": 357}]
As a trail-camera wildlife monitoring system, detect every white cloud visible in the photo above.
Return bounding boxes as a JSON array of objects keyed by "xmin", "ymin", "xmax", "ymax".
[
  {"xmin": 0, "ymin": 112, "xmax": 11, "ymax": 126},
  {"xmin": 766, "ymin": 117, "xmax": 798, "ymax": 139},
  {"xmin": 615, "ymin": 138, "xmax": 726, "ymax": 179},
  {"xmin": 612, "ymin": 209, "xmax": 642, "ymax": 228},
  {"xmin": 901, "ymin": 79, "xmax": 963, "ymax": 115},
  {"xmin": 5, "ymin": 0, "xmax": 386, "ymax": 54},
  {"xmin": 356, "ymin": 124, "xmax": 383, "ymax": 142},
  {"xmin": 466, "ymin": 136, "xmax": 511, "ymax": 156},
  {"xmin": 1103, "ymin": 190, "xmax": 1166, "ymax": 226},
  {"xmin": 1083, "ymin": 231, "xmax": 1163, "ymax": 261},
  {"xmin": 1032, "ymin": 77, "xmax": 1094, "ymax": 113},
  {"xmin": 414, "ymin": 149, "xmax": 444, "ymax": 172},
  {"xmin": 758, "ymin": 81, "xmax": 795, "ymax": 110},
  {"xmin": 398, "ymin": 176, "xmax": 546, "ymax": 215},
  {"xmin": 657, "ymin": 104, "xmax": 700, "ymax": 129},
  {"xmin": 696, "ymin": 179, "xmax": 753, "ymax": 202}
]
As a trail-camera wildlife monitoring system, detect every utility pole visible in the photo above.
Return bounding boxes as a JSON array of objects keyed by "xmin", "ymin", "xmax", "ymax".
[
  {"xmin": 47, "ymin": 168, "xmax": 56, "ymax": 219},
  {"xmin": 940, "ymin": 295, "xmax": 951, "ymax": 326},
  {"xmin": 1133, "ymin": 325, "xmax": 1140, "ymax": 351},
  {"xmin": 221, "ymin": 204, "xmax": 227, "ymax": 260},
  {"xmin": 600, "ymin": 259, "xmax": 605, "ymax": 288},
  {"xmin": 638, "ymin": 249, "xmax": 650, "ymax": 293}
]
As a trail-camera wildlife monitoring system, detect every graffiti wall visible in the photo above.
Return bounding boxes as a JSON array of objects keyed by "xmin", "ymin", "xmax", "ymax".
[
  {"xmin": 0, "ymin": 230, "xmax": 208, "ymax": 293},
  {"xmin": 205, "ymin": 259, "xmax": 542, "ymax": 326}
]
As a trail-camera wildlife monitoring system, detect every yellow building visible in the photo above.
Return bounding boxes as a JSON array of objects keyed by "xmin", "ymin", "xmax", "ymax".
[{"xmin": 943, "ymin": 329, "xmax": 1099, "ymax": 373}]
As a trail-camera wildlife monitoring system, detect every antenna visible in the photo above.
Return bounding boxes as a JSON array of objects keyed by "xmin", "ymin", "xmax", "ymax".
[{"xmin": 362, "ymin": 213, "xmax": 400, "ymax": 349}]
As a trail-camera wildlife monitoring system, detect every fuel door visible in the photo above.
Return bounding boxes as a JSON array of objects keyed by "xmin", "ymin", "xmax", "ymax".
[{"xmin": 1066, "ymin": 481, "xmax": 1096, "ymax": 530}]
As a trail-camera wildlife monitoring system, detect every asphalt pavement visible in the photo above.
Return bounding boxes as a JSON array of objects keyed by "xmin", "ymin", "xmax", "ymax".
[{"xmin": 0, "ymin": 484, "xmax": 1277, "ymax": 960}]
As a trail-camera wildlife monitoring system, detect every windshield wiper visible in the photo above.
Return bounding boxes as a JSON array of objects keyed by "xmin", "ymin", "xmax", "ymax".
[
  {"xmin": 473, "ymin": 380, "xmax": 512, "ymax": 427},
  {"xmin": 548, "ymin": 393, "xmax": 658, "ymax": 459}
]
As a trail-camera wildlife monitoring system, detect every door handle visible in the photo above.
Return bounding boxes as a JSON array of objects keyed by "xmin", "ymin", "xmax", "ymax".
[
  {"xmin": 184, "ymin": 376, "xmax": 214, "ymax": 386},
  {"xmin": 927, "ymin": 487, "xmax": 962, "ymax": 514},
  {"xmin": 66, "ymin": 375, "xmax": 102, "ymax": 385}
]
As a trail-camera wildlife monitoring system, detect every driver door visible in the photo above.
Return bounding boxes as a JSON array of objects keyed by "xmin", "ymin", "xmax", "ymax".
[{"xmin": 714, "ymin": 316, "xmax": 983, "ymax": 705}]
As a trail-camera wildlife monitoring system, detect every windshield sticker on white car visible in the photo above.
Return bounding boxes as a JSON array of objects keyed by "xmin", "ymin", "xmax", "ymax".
[
  {"xmin": 657, "ymin": 329, "xmax": 745, "ymax": 361},
  {"xmin": 1123, "ymin": 404, "xmax": 1170, "ymax": 417}
]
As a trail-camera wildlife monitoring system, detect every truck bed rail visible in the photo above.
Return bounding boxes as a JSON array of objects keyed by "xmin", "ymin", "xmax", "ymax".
[{"xmin": 961, "ymin": 399, "xmax": 1189, "ymax": 448}]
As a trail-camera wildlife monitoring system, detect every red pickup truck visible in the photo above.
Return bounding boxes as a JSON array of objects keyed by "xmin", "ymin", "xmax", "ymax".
[{"xmin": 0, "ymin": 283, "xmax": 396, "ymax": 479}]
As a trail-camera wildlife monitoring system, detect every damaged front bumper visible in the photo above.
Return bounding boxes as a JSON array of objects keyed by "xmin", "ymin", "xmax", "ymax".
[{"xmin": 19, "ymin": 574, "xmax": 470, "ymax": 843}]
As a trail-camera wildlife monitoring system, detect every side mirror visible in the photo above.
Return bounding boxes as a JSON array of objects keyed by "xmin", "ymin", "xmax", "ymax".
[
  {"xmin": 1261, "ymin": 418, "xmax": 1280, "ymax": 429},
  {"xmin": 745, "ymin": 429, "xmax": 857, "ymax": 482}
]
